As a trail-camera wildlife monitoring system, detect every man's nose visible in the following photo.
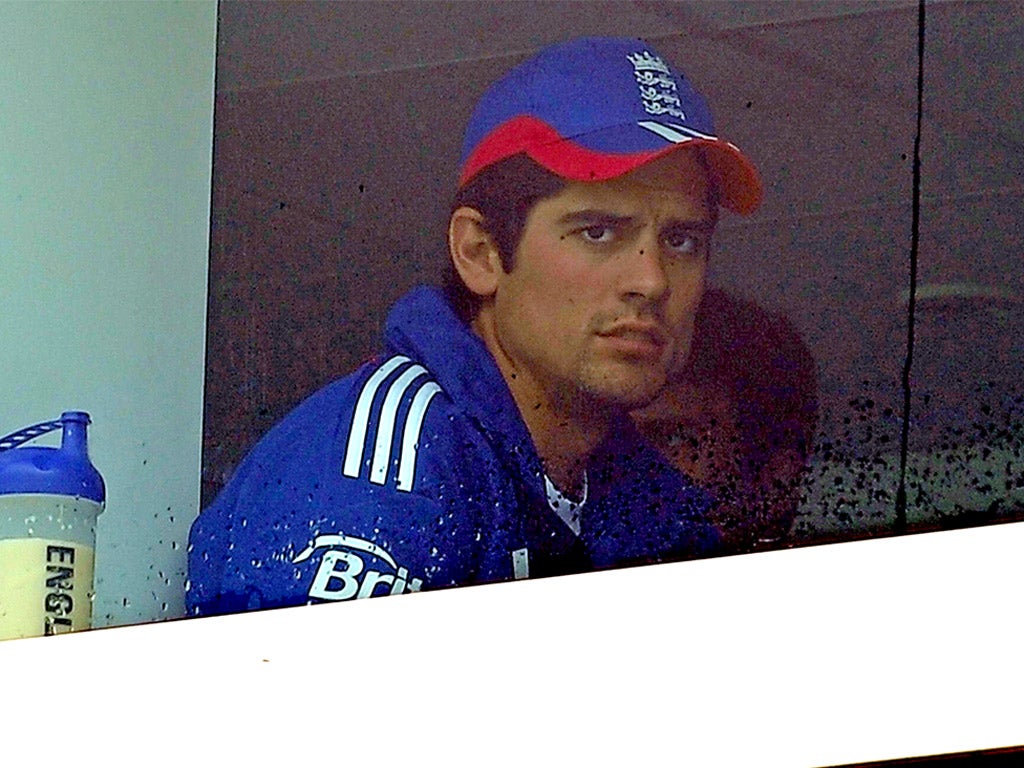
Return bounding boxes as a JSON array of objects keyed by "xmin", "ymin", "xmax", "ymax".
[{"xmin": 619, "ymin": 232, "xmax": 669, "ymax": 303}]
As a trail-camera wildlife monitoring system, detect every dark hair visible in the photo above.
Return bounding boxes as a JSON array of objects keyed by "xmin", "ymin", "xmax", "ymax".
[
  {"xmin": 634, "ymin": 288, "xmax": 819, "ymax": 549},
  {"xmin": 685, "ymin": 288, "xmax": 819, "ymax": 463},
  {"xmin": 443, "ymin": 154, "xmax": 565, "ymax": 322}
]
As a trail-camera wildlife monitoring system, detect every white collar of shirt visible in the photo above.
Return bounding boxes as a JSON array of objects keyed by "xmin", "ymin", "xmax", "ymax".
[{"xmin": 544, "ymin": 471, "xmax": 587, "ymax": 537}]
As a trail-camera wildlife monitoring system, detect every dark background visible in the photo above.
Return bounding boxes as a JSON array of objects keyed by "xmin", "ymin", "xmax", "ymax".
[{"xmin": 203, "ymin": 0, "xmax": 1024, "ymax": 543}]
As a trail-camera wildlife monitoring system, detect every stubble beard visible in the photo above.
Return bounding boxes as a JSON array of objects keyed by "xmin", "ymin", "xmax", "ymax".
[
  {"xmin": 558, "ymin": 347, "xmax": 675, "ymax": 420},
  {"xmin": 569, "ymin": 307, "xmax": 691, "ymax": 415}
]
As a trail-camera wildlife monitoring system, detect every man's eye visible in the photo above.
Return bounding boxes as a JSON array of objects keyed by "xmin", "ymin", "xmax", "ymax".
[
  {"xmin": 664, "ymin": 232, "xmax": 706, "ymax": 256},
  {"xmin": 580, "ymin": 225, "xmax": 615, "ymax": 243}
]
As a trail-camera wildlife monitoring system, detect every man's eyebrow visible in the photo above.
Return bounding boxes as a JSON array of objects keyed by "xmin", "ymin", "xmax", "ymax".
[
  {"xmin": 556, "ymin": 210, "xmax": 637, "ymax": 227},
  {"xmin": 557, "ymin": 209, "xmax": 717, "ymax": 231},
  {"xmin": 662, "ymin": 218, "xmax": 717, "ymax": 234}
]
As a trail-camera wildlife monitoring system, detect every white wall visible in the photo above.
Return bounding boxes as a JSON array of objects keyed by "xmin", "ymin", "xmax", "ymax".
[{"xmin": 0, "ymin": 1, "xmax": 216, "ymax": 627}]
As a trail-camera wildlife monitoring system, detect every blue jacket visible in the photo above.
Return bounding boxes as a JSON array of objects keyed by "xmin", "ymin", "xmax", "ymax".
[{"xmin": 187, "ymin": 287, "xmax": 721, "ymax": 616}]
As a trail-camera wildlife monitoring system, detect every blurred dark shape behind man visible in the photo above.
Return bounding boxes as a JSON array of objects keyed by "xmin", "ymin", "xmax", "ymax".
[{"xmin": 634, "ymin": 288, "xmax": 819, "ymax": 551}]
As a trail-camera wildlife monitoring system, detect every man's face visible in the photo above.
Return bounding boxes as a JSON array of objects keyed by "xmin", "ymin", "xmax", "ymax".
[{"xmin": 484, "ymin": 150, "xmax": 714, "ymax": 415}]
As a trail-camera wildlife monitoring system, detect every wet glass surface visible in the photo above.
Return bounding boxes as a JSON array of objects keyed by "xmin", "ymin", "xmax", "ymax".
[{"xmin": 198, "ymin": 0, "xmax": 1023, "ymax": 609}]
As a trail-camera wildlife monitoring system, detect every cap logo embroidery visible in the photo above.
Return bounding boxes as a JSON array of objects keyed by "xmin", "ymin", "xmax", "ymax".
[{"xmin": 627, "ymin": 50, "xmax": 686, "ymax": 121}]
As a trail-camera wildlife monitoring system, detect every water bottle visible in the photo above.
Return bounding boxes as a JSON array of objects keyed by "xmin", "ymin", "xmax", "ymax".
[{"xmin": 0, "ymin": 411, "xmax": 105, "ymax": 640}]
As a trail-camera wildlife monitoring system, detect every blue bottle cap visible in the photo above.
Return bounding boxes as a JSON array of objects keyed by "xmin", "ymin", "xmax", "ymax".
[{"xmin": 0, "ymin": 411, "xmax": 105, "ymax": 504}]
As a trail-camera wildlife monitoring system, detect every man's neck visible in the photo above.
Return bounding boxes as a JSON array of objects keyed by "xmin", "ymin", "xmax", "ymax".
[
  {"xmin": 471, "ymin": 314, "xmax": 611, "ymax": 496},
  {"xmin": 522, "ymin": 403, "xmax": 605, "ymax": 497}
]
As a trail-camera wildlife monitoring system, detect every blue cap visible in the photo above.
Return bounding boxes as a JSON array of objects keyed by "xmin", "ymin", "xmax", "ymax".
[{"xmin": 458, "ymin": 37, "xmax": 762, "ymax": 214}]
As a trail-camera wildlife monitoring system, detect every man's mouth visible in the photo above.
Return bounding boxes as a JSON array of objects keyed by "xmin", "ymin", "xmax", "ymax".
[{"xmin": 595, "ymin": 322, "xmax": 670, "ymax": 357}]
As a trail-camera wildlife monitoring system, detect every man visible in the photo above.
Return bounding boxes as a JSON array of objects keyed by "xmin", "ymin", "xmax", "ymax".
[{"xmin": 187, "ymin": 36, "xmax": 762, "ymax": 616}]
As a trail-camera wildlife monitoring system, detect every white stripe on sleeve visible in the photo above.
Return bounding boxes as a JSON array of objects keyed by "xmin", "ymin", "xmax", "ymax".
[
  {"xmin": 396, "ymin": 381, "xmax": 442, "ymax": 492},
  {"xmin": 369, "ymin": 364, "xmax": 427, "ymax": 485},
  {"xmin": 343, "ymin": 355, "xmax": 410, "ymax": 479}
]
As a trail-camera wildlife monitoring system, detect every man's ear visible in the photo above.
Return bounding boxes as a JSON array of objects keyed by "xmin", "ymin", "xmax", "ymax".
[{"xmin": 448, "ymin": 206, "xmax": 504, "ymax": 298}]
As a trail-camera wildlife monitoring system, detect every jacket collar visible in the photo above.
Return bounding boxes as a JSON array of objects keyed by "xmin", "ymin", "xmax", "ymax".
[{"xmin": 383, "ymin": 286, "xmax": 544, "ymax": 481}]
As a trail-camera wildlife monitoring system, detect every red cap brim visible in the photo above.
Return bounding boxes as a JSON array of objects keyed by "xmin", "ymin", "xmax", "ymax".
[{"xmin": 458, "ymin": 116, "xmax": 762, "ymax": 215}]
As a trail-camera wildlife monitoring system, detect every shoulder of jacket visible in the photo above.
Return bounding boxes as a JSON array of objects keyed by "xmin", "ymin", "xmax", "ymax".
[{"xmin": 338, "ymin": 354, "xmax": 456, "ymax": 494}]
